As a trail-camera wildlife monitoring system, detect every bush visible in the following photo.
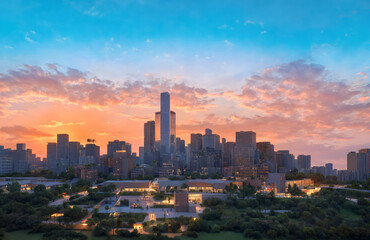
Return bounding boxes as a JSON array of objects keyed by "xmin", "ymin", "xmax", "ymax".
[{"xmin": 183, "ymin": 231, "xmax": 198, "ymax": 238}]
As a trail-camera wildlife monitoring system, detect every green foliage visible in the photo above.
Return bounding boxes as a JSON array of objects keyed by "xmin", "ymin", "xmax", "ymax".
[
  {"xmin": 287, "ymin": 184, "xmax": 306, "ymax": 196},
  {"xmin": 120, "ymin": 198, "xmax": 129, "ymax": 206},
  {"xmin": 6, "ymin": 181, "xmax": 21, "ymax": 193},
  {"xmin": 63, "ymin": 206, "xmax": 88, "ymax": 222}
]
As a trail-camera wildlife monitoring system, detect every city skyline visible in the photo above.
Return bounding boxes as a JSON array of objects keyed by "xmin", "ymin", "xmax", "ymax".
[{"xmin": 0, "ymin": 1, "xmax": 369, "ymax": 169}]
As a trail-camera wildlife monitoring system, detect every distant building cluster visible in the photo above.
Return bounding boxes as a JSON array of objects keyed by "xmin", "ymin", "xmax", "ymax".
[
  {"xmin": 0, "ymin": 144, "xmax": 45, "ymax": 175},
  {"xmin": 1, "ymin": 92, "xmax": 368, "ymax": 185},
  {"xmin": 338, "ymin": 149, "xmax": 370, "ymax": 182}
]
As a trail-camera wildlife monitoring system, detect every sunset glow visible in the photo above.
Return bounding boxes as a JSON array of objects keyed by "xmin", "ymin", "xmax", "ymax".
[{"xmin": 0, "ymin": 1, "xmax": 369, "ymax": 169}]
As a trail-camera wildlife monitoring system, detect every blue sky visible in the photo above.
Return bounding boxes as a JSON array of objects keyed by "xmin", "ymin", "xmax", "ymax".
[
  {"xmin": 0, "ymin": 0, "xmax": 369, "ymax": 168},
  {"xmin": 0, "ymin": 0, "xmax": 369, "ymax": 88}
]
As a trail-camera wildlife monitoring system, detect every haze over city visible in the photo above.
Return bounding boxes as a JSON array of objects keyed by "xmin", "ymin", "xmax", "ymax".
[{"xmin": 0, "ymin": 0, "xmax": 369, "ymax": 169}]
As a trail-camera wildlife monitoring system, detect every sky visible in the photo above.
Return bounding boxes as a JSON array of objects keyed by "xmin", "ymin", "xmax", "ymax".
[{"xmin": 0, "ymin": 0, "xmax": 369, "ymax": 169}]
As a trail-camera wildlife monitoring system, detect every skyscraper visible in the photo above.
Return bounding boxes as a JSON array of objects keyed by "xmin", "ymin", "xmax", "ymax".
[
  {"xmin": 160, "ymin": 92, "xmax": 170, "ymax": 154},
  {"xmin": 234, "ymin": 131, "xmax": 256, "ymax": 169},
  {"xmin": 325, "ymin": 163, "xmax": 333, "ymax": 177},
  {"xmin": 57, "ymin": 134, "xmax": 69, "ymax": 173},
  {"xmin": 155, "ymin": 112, "xmax": 161, "ymax": 150},
  {"xmin": 203, "ymin": 128, "xmax": 221, "ymax": 151},
  {"xmin": 257, "ymin": 142, "xmax": 276, "ymax": 172},
  {"xmin": 68, "ymin": 141, "xmax": 80, "ymax": 166},
  {"xmin": 297, "ymin": 155, "xmax": 311, "ymax": 171},
  {"xmin": 47, "ymin": 142, "xmax": 57, "ymax": 172},
  {"xmin": 144, "ymin": 120, "xmax": 155, "ymax": 165},
  {"xmin": 107, "ymin": 140, "xmax": 126, "ymax": 157},
  {"xmin": 347, "ymin": 152, "xmax": 357, "ymax": 171},
  {"xmin": 170, "ymin": 111, "xmax": 176, "ymax": 154}
]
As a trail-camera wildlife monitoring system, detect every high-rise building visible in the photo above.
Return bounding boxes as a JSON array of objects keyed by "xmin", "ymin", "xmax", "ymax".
[
  {"xmin": 160, "ymin": 92, "xmax": 171, "ymax": 154},
  {"xmin": 57, "ymin": 134, "xmax": 69, "ymax": 173},
  {"xmin": 85, "ymin": 143, "xmax": 100, "ymax": 164},
  {"xmin": 0, "ymin": 146, "xmax": 13, "ymax": 175},
  {"xmin": 297, "ymin": 155, "xmax": 311, "ymax": 171},
  {"xmin": 236, "ymin": 131, "xmax": 256, "ymax": 147},
  {"xmin": 222, "ymin": 142, "xmax": 235, "ymax": 167},
  {"xmin": 257, "ymin": 142, "xmax": 276, "ymax": 172},
  {"xmin": 13, "ymin": 143, "xmax": 27, "ymax": 173},
  {"xmin": 16, "ymin": 143, "xmax": 26, "ymax": 151},
  {"xmin": 144, "ymin": 121, "xmax": 155, "ymax": 165},
  {"xmin": 170, "ymin": 111, "xmax": 176, "ymax": 154},
  {"xmin": 112, "ymin": 151, "xmax": 136, "ymax": 179},
  {"xmin": 190, "ymin": 133, "xmax": 203, "ymax": 152},
  {"xmin": 68, "ymin": 142, "xmax": 80, "ymax": 166},
  {"xmin": 325, "ymin": 163, "xmax": 333, "ymax": 177},
  {"xmin": 357, "ymin": 153, "xmax": 368, "ymax": 181},
  {"xmin": 203, "ymin": 129, "xmax": 221, "ymax": 151},
  {"xmin": 347, "ymin": 152, "xmax": 357, "ymax": 171},
  {"xmin": 276, "ymin": 150, "xmax": 295, "ymax": 172},
  {"xmin": 359, "ymin": 149, "xmax": 370, "ymax": 180},
  {"xmin": 234, "ymin": 131, "xmax": 256, "ymax": 169},
  {"xmin": 107, "ymin": 140, "xmax": 126, "ymax": 158},
  {"xmin": 47, "ymin": 143, "xmax": 57, "ymax": 172},
  {"xmin": 175, "ymin": 137, "xmax": 185, "ymax": 154},
  {"xmin": 155, "ymin": 112, "xmax": 161, "ymax": 150}
]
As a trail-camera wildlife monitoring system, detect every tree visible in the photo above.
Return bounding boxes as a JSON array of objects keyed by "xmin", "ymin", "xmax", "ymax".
[{"xmin": 6, "ymin": 181, "xmax": 21, "ymax": 192}]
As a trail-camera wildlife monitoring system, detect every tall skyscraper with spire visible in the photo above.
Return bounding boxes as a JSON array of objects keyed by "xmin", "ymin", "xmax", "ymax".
[{"xmin": 160, "ymin": 92, "xmax": 171, "ymax": 154}]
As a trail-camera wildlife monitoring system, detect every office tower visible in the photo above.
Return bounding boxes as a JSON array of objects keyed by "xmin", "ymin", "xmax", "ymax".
[
  {"xmin": 107, "ymin": 140, "xmax": 126, "ymax": 157},
  {"xmin": 347, "ymin": 152, "xmax": 357, "ymax": 171},
  {"xmin": 155, "ymin": 112, "xmax": 161, "ymax": 150},
  {"xmin": 257, "ymin": 142, "xmax": 276, "ymax": 172},
  {"xmin": 47, "ymin": 143, "xmax": 57, "ymax": 172},
  {"xmin": 359, "ymin": 149, "xmax": 370, "ymax": 179},
  {"xmin": 276, "ymin": 150, "xmax": 295, "ymax": 172},
  {"xmin": 0, "ymin": 147, "xmax": 13, "ymax": 175},
  {"xmin": 175, "ymin": 137, "xmax": 186, "ymax": 154},
  {"xmin": 160, "ymin": 92, "xmax": 170, "ymax": 154},
  {"xmin": 144, "ymin": 120, "xmax": 155, "ymax": 165},
  {"xmin": 357, "ymin": 153, "xmax": 367, "ymax": 181},
  {"xmin": 85, "ymin": 143, "xmax": 100, "ymax": 164},
  {"xmin": 16, "ymin": 143, "xmax": 26, "ymax": 151},
  {"xmin": 139, "ymin": 146, "xmax": 144, "ymax": 164},
  {"xmin": 325, "ymin": 163, "xmax": 333, "ymax": 177},
  {"xmin": 236, "ymin": 131, "xmax": 256, "ymax": 147},
  {"xmin": 222, "ymin": 142, "xmax": 235, "ymax": 167},
  {"xmin": 57, "ymin": 134, "xmax": 69, "ymax": 173},
  {"xmin": 13, "ymin": 143, "xmax": 27, "ymax": 173},
  {"xmin": 297, "ymin": 155, "xmax": 311, "ymax": 171},
  {"xmin": 68, "ymin": 142, "xmax": 80, "ymax": 166},
  {"xmin": 234, "ymin": 131, "xmax": 256, "ymax": 169},
  {"xmin": 170, "ymin": 111, "xmax": 176, "ymax": 154},
  {"xmin": 203, "ymin": 129, "xmax": 221, "ymax": 151},
  {"xmin": 113, "ymin": 151, "xmax": 136, "ymax": 179},
  {"xmin": 190, "ymin": 134, "xmax": 203, "ymax": 152},
  {"xmin": 186, "ymin": 144, "xmax": 191, "ymax": 168},
  {"xmin": 312, "ymin": 166, "xmax": 326, "ymax": 176}
]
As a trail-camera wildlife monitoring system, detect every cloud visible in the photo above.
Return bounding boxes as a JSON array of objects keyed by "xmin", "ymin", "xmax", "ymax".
[
  {"xmin": 25, "ymin": 30, "xmax": 36, "ymax": 42},
  {"xmin": 84, "ymin": 6, "xmax": 100, "ymax": 16},
  {"xmin": 218, "ymin": 24, "xmax": 229, "ymax": 29},
  {"xmin": 146, "ymin": 39, "xmax": 152, "ymax": 43},
  {"xmin": 221, "ymin": 60, "xmax": 370, "ymax": 141},
  {"xmin": 4, "ymin": 45, "xmax": 13, "ymax": 49},
  {"xmin": 0, "ymin": 125, "xmax": 52, "ymax": 140},
  {"xmin": 0, "ymin": 64, "xmax": 214, "ymax": 115},
  {"xmin": 260, "ymin": 30, "xmax": 267, "ymax": 34},
  {"xmin": 244, "ymin": 20, "xmax": 255, "ymax": 25},
  {"xmin": 224, "ymin": 40, "xmax": 233, "ymax": 47},
  {"xmin": 40, "ymin": 120, "xmax": 85, "ymax": 128}
]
